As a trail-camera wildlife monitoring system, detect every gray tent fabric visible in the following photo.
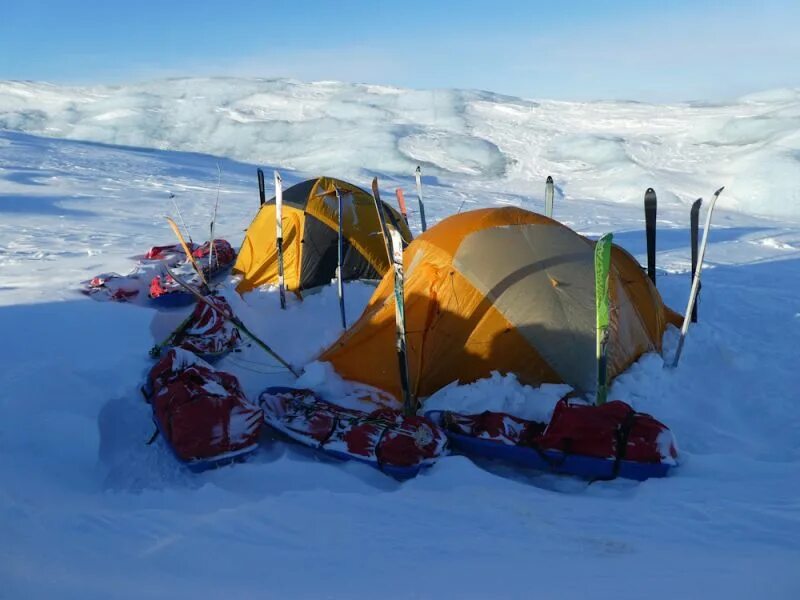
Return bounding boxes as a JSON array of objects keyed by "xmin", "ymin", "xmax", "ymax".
[{"xmin": 454, "ymin": 223, "xmax": 652, "ymax": 392}]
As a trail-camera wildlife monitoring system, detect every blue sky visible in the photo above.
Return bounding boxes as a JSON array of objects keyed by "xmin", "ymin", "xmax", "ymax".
[{"xmin": 2, "ymin": 0, "xmax": 798, "ymax": 101}]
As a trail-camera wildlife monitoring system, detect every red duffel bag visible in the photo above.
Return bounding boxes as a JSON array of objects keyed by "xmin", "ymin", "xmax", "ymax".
[
  {"xmin": 539, "ymin": 399, "xmax": 678, "ymax": 464},
  {"xmin": 147, "ymin": 348, "xmax": 262, "ymax": 462}
]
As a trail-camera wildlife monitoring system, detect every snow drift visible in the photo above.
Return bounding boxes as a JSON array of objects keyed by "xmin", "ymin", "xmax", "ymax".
[{"xmin": 1, "ymin": 78, "xmax": 799, "ymax": 219}]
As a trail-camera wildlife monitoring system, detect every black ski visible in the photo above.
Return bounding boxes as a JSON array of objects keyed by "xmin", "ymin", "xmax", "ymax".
[
  {"xmin": 257, "ymin": 168, "xmax": 265, "ymax": 206},
  {"xmin": 415, "ymin": 166, "xmax": 428, "ymax": 233},
  {"xmin": 645, "ymin": 188, "xmax": 657, "ymax": 285},
  {"xmin": 690, "ymin": 198, "xmax": 703, "ymax": 323}
]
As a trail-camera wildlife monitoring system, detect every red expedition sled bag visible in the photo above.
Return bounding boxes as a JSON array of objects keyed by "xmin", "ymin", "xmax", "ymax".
[
  {"xmin": 192, "ymin": 239, "xmax": 235, "ymax": 268},
  {"xmin": 539, "ymin": 399, "xmax": 677, "ymax": 464},
  {"xmin": 260, "ymin": 387, "xmax": 447, "ymax": 477},
  {"xmin": 437, "ymin": 399, "xmax": 678, "ymax": 480},
  {"xmin": 171, "ymin": 295, "xmax": 241, "ymax": 358},
  {"xmin": 146, "ymin": 348, "xmax": 262, "ymax": 464}
]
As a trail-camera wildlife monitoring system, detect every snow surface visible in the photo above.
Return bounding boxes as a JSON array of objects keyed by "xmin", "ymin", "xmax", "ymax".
[
  {"xmin": 2, "ymin": 79, "xmax": 800, "ymax": 219},
  {"xmin": 1, "ymin": 79, "xmax": 800, "ymax": 599}
]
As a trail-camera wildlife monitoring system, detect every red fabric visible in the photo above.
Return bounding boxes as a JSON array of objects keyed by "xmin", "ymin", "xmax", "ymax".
[
  {"xmin": 149, "ymin": 275, "xmax": 170, "ymax": 298},
  {"xmin": 177, "ymin": 296, "xmax": 240, "ymax": 356},
  {"xmin": 193, "ymin": 239, "xmax": 235, "ymax": 268},
  {"xmin": 371, "ymin": 410, "xmax": 445, "ymax": 467},
  {"xmin": 540, "ymin": 400, "xmax": 675, "ymax": 463},
  {"xmin": 145, "ymin": 243, "xmax": 195, "ymax": 261},
  {"xmin": 443, "ymin": 411, "xmax": 545, "ymax": 446},
  {"xmin": 443, "ymin": 399, "xmax": 677, "ymax": 464},
  {"xmin": 260, "ymin": 389, "xmax": 447, "ymax": 469},
  {"xmin": 83, "ymin": 273, "xmax": 140, "ymax": 302},
  {"xmin": 148, "ymin": 349, "xmax": 262, "ymax": 461}
]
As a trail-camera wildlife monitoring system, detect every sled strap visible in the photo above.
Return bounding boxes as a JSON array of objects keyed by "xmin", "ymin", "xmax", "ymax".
[
  {"xmin": 610, "ymin": 408, "xmax": 638, "ymax": 478},
  {"xmin": 590, "ymin": 408, "xmax": 637, "ymax": 483},
  {"xmin": 317, "ymin": 413, "xmax": 340, "ymax": 449},
  {"xmin": 146, "ymin": 426, "xmax": 160, "ymax": 445},
  {"xmin": 534, "ymin": 439, "xmax": 569, "ymax": 469},
  {"xmin": 372, "ymin": 423, "xmax": 392, "ymax": 472}
]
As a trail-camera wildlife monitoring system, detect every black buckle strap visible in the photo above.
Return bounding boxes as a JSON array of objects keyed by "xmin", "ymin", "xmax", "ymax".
[{"xmin": 591, "ymin": 408, "xmax": 637, "ymax": 483}]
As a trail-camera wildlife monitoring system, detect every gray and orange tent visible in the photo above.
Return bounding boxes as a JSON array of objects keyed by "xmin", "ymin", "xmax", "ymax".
[
  {"xmin": 320, "ymin": 207, "xmax": 681, "ymax": 404},
  {"xmin": 234, "ymin": 177, "xmax": 412, "ymax": 294}
]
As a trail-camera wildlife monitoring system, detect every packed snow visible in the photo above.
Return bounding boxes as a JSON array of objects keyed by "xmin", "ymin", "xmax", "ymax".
[{"xmin": 1, "ymin": 78, "xmax": 799, "ymax": 599}]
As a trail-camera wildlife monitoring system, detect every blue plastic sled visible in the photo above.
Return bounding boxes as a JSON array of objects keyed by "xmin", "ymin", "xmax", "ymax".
[
  {"xmin": 309, "ymin": 446, "xmax": 431, "ymax": 481},
  {"xmin": 148, "ymin": 290, "xmax": 196, "ymax": 309},
  {"xmin": 148, "ymin": 262, "xmax": 235, "ymax": 309},
  {"xmin": 426, "ymin": 410, "xmax": 673, "ymax": 481}
]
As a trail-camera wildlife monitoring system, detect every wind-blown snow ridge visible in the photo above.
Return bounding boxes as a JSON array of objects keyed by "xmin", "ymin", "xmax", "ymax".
[{"xmin": 1, "ymin": 78, "xmax": 799, "ymax": 219}]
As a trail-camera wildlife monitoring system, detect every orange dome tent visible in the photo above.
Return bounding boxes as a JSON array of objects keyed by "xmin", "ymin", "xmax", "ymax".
[{"xmin": 319, "ymin": 207, "xmax": 681, "ymax": 405}]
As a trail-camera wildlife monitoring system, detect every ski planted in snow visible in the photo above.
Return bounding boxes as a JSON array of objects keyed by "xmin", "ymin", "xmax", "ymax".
[
  {"xmin": 274, "ymin": 171, "xmax": 287, "ymax": 310},
  {"xmin": 415, "ymin": 166, "xmax": 428, "ymax": 233},
  {"xmin": 334, "ymin": 186, "xmax": 347, "ymax": 329},
  {"xmin": 257, "ymin": 168, "xmax": 266, "ymax": 206},
  {"xmin": 690, "ymin": 198, "xmax": 703, "ymax": 323},
  {"xmin": 545, "ymin": 175, "xmax": 554, "ymax": 219},
  {"xmin": 169, "ymin": 193, "xmax": 193, "ymax": 245},
  {"xmin": 165, "ymin": 216, "xmax": 208, "ymax": 286},
  {"xmin": 208, "ymin": 164, "xmax": 222, "ymax": 270},
  {"xmin": 163, "ymin": 264, "xmax": 301, "ymax": 377},
  {"xmin": 645, "ymin": 188, "xmax": 657, "ymax": 285},
  {"xmin": 595, "ymin": 233, "xmax": 614, "ymax": 405},
  {"xmin": 389, "ymin": 228, "xmax": 413, "ymax": 415},
  {"xmin": 671, "ymin": 187, "xmax": 724, "ymax": 368},
  {"xmin": 395, "ymin": 188, "xmax": 409, "ymax": 226},
  {"xmin": 371, "ymin": 177, "xmax": 414, "ymax": 415}
]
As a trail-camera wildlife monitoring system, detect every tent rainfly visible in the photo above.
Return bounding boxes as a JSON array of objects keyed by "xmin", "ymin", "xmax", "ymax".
[
  {"xmin": 234, "ymin": 177, "xmax": 412, "ymax": 294},
  {"xmin": 320, "ymin": 207, "xmax": 681, "ymax": 404}
]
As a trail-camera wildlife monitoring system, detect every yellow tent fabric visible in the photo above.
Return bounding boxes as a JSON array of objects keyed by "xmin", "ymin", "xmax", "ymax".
[
  {"xmin": 320, "ymin": 207, "xmax": 681, "ymax": 404},
  {"xmin": 234, "ymin": 177, "xmax": 412, "ymax": 293}
]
